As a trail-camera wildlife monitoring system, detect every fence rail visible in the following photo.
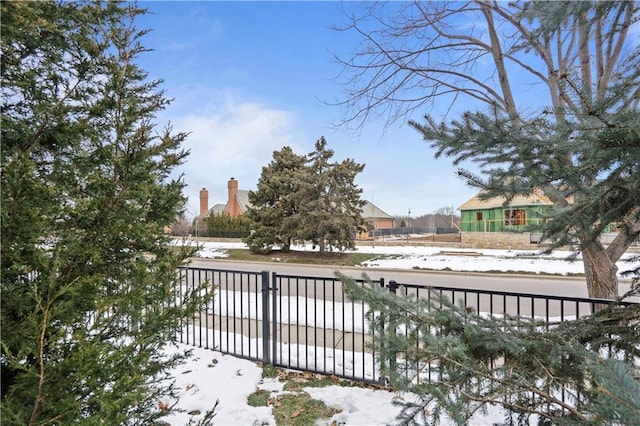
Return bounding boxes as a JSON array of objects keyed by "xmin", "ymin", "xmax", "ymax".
[{"xmin": 175, "ymin": 266, "xmax": 636, "ymax": 385}]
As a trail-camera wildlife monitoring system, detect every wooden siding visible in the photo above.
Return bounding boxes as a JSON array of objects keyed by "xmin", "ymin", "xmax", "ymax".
[{"xmin": 460, "ymin": 205, "xmax": 551, "ymax": 232}]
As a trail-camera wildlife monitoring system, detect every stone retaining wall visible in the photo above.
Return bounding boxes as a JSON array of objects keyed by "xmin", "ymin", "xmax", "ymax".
[{"xmin": 461, "ymin": 232, "xmax": 540, "ymax": 250}]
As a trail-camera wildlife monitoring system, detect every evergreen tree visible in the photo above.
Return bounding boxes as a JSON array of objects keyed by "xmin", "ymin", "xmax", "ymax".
[
  {"xmin": 245, "ymin": 138, "xmax": 366, "ymax": 254},
  {"xmin": 244, "ymin": 146, "xmax": 307, "ymax": 253},
  {"xmin": 341, "ymin": 273, "xmax": 640, "ymax": 424},
  {"xmin": 205, "ymin": 214, "xmax": 252, "ymax": 238},
  {"xmin": 336, "ymin": 1, "xmax": 640, "ymax": 299},
  {"xmin": 1, "ymin": 2, "xmax": 207, "ymax": 424},
  {"xmin": 291, "ymin": 137, "xmax": 366, "ymax": 253}
]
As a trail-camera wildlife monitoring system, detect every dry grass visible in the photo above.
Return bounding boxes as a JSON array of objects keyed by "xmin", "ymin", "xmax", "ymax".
[
  {"xmin": 247, "ymin": 368, "xmax": 385, "ymax": 425},
  {"xmin": 224, "ymin": 248, "xmax": 384, "ymax": 266}
]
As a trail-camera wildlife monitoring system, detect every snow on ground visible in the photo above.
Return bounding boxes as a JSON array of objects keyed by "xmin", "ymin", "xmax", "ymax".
[
  {"xmin": 160, "ymin": 240, "xmax": 638, "ymax": 425},
  {"xmin": 159, "ymin": 344, "xmax": 273, "ymax": 425},
  {"xmin": 189, "ymin": 239, "xmax": 640, "ymax": 277},
  {"xmin": 160, "ymin": 343, "xmax": 399, "ymax": 426},
  {"xmin": 160, "ymin": 343, "xmax": 518, "ymax": 426},
  {"xmin": 192, "ymin": 241, "xmax": 247, "ymax": 259}
]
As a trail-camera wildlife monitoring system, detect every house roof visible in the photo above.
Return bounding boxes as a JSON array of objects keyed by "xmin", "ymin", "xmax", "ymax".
[
  {"xmin": 208, "ymin": 190, "xmax": 251, "ymax": 216},
  {"xmin": 361, "ymin": 200, "xmax": 393, "ymax": 219},
  {"xmin": 209, "ymin": 191, "xmax": 392, "ymax": 219},
  {"xmin": 458, "ymin": 191, "xmax": 554, "ymax": 211},
  {"xmin": 209, "ymin": 203, "xmax": 226, "ymax": 216},
  {"xmin": 236, "ymin": 190, "xmax": 251, "ymax": 213}
]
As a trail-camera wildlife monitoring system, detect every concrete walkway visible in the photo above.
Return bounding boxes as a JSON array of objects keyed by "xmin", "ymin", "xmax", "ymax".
[{"xmin": 194, "ymin": 313, "xmax": 370, "ymax": 353}]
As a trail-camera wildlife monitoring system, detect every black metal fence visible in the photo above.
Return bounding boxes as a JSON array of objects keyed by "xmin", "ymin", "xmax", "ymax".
[
  {"xmin": 175, "ymin": 266, "xmax": 637, "ymax": 387},
  {"xmin": 369, "ymin": 226, "xmax": 459, "ymax": 238}
]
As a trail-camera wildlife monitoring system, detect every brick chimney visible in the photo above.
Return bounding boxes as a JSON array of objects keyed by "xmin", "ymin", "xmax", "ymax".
[
  {"xmin": 226, "ymin": 177, "xmax": 240, "ymax": 217},
  {"xmin": 199, "ymin": 187, "xmax": 208, "ymax": 218}
]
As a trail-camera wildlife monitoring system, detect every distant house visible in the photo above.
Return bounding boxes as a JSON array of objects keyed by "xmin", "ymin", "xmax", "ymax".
[
  {"xmin": 199, "ymin": 178, "xmax": 392, "ymax": 240},
  {"xmin": 458, "ymin": 189, "xmax": 554, "ymax": 233},
  {"xmin": 199, "ymin": 178, "xmax": 250, "ymax": 219},
  {"xmin": 458, "ymin": 189, "xmax": 614, "ymax": 248},
  {"xmin": 359, "ymin": 200, "xmax": 394, "ymax": 240},
  {"xmin": 457, "ymin": 189, "xmax": 556, "ymax": 248}
]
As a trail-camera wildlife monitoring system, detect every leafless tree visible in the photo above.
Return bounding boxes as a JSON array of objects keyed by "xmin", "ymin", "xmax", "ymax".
[
  {"xmin": 169, "ymin": 216, "xmax": 192, "ymax": 236},
  {"xmin": 334, "ymin": 1, "xmax": 640, "ymax": 299}
]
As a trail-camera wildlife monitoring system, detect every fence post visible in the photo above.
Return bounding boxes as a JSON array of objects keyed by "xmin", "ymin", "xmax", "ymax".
[
  {"xmin": 376, "ymin": 277, "xmax": 385, "ymax": 385},
  {"xmin": 387, "ymin": 280, "xmax": 399, "ymax": 384},
  {"xmin": 271, "ymin": 271, "xmax": 278, "ymax": 365},
  {"xmin": 261, "ymin": 270, "xmax": 270, "ymax": 365}
]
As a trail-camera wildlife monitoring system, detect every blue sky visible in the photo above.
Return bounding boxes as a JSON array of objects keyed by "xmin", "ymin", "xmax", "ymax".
[{"xmin": 136, "ymin": 1, "xmax": 483, "ymax": 217}]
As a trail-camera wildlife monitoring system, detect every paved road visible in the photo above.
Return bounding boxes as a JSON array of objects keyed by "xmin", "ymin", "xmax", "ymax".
[{"xmin": 186, "ymin": 257, "xmax": 635, "ymax": 300}]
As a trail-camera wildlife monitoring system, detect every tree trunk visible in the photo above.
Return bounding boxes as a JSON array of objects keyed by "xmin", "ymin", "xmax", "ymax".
[
  {"xmin": 581, "ymin": 241, "xmax": 618, "ymax": 300},
  {"xmin": 318, "ymin": 236, "xmax": 326, "ymax": 253},
  {"xmin": 282, "ymin": 238, "xmax": 291, "ymax": 253}
]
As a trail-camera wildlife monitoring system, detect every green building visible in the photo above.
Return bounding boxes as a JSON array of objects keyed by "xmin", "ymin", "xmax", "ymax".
[
  {"xmin": 458, "ymin": 190, "xmax": 555, "ymax": 233},
  {"xmin": 459, "ymin": 190, "xmax": 614, "ymax": 234}
]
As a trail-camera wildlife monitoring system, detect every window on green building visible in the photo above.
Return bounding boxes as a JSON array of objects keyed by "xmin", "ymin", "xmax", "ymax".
[
  {"xmin": 476, "ymin": 212, "xmax": 483, "ymax": 221},
  {"xmin": 505, "ymin": 209, "xmax": 526, "ymax": 226}
]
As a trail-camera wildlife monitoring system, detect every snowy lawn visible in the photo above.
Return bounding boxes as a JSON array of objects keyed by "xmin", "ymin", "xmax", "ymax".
[
  {"xmin": 159, "ymin": 343, "xmax": 514, "ymax": 426},
  {"xmin": 190, "ymin": 240, "xmax": 640, "ymax": 277}
]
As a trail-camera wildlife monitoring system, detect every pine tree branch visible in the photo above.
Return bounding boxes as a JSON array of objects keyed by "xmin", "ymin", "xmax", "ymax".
[
  {"xmin": 342, "ymin": 271, "xmax": 640, "ymax": 424},
  {"xmin": 30, "ymin": 282, "xmax": 53, "ymax": 426},
  {"xmin": 607, "ymin": 214, "xmax": 640, "ymax": 262}
]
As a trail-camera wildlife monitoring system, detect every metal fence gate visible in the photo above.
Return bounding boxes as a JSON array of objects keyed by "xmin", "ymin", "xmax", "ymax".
[
  {"xmin": 177, "ymin": 266, "xmax": 383, "ymax": 383},
  {"xmin": 176, "ymin": 265, "xmax": 637, "ymax": 385}
]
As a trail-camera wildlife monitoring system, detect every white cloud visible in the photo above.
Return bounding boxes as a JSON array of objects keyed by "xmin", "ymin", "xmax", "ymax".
[{"xmin": 171, "ymin": 96, "xmax": 305, "ymax": 215}]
